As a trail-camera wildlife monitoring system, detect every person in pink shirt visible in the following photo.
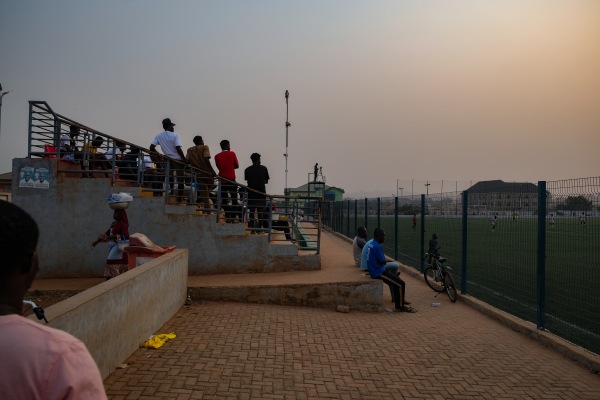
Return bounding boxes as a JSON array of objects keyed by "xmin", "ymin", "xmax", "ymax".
[
  {"xmin": 0, "ymin": 200, "xmax": 107, "ymax": 400},
  {"xmin": 214, "ymin": 139, "xmax": 240, "ymax": 222}
]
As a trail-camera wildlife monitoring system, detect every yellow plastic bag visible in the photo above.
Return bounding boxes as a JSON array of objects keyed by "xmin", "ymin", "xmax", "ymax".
[{"xmin": 143, "ymin": 332, "xmax": 176, "ymax": 349}]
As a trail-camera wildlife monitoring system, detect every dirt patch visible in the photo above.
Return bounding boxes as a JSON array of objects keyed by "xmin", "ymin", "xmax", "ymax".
[{"xmin": 22, "ymin": 290, "xmax": 80, "ymax": 318}]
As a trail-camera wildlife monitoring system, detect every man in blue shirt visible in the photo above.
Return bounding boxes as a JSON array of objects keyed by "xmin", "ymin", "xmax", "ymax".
[{"xmin": 365, "ymin": 228, "xmax": 417, "ymax": 313}]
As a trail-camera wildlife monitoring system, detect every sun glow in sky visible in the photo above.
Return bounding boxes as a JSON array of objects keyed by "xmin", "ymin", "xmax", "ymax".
[{"xmin": 1, "ymin": 0, "xmax": 599, "ymax": 197}]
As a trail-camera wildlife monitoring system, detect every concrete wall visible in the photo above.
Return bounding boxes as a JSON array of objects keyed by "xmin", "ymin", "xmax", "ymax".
[
  {"xmin": 12, "ymin": 158, "xmax": 320, "ymax": 277},
  {"xmin": 190, "ymin": 280, "xmax": 383, "ymax": 313},
  {"xmin": 30, "ymin": 249, "xmax": 188, "ymax": 379}
]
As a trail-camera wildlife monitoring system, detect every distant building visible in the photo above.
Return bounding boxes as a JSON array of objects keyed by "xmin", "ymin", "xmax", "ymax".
[
  {"xmin": 465, "ymin": 180, "xmax": 539, "ymax": 213},
  {"xmin": 288, "ymin": 182, "xmax": 345, "ymax": 202}
]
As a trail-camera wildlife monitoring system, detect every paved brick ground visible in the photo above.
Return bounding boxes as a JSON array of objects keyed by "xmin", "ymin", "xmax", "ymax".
[{"xmin": 105, "ymin": 278, "xmax": 600, "ymax": 399}]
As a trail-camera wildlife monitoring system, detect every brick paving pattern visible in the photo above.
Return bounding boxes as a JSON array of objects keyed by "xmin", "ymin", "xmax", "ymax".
[{"xmin": 105, "ymin": 292, "xmax": 600, "ymax": 399}]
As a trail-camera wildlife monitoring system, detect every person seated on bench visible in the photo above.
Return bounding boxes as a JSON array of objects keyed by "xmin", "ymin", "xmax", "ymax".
[
  {"xmin": 124, "ymin": 146, "xmax": 162, "ymax": 194},
  {"xmin": 364, "ymin": 228, "xmax": 416, "ymax": 313},
  {"xmin": 82, "ymin": 136, "xmax": 109, "ymax": 178},
  {"xmin": 352, "ymin": 226, "xmax": 367, "ymax": 267},
  {"xmin": 59, "ymin": 125, "xmax": 81, "ymax": 161},
  {"xmin": 270, "ymin": 201, "xmax": 295, "ymax": 242}
]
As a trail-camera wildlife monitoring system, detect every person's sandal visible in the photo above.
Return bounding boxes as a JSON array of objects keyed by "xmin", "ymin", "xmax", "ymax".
[{"xmin": 400, "ymin": 305, "xmax": 417, "ymax": 313}]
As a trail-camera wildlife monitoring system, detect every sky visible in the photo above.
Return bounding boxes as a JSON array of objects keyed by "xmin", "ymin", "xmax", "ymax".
[{"xmin": 1, "ymin": 0, "xmax": 599, "ymax": 198}]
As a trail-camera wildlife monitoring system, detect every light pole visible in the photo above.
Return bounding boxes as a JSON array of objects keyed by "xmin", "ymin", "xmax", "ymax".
[
  {"xmin": 425, "ymin": 181, "xmax": 431, "ymax": 213},
  {"xmin": 396, "ymin": 179, "xmax": 404, "ymax": 198},
  {"xmin": 284, "ymin": 90, "xmax": 291, "ymax": 195},
  {"xmin": 0, "ymin": 83, "xmax": 12, "ymax": 144}
]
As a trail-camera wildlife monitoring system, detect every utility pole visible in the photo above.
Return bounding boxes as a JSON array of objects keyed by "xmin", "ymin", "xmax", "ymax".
[
  {"xmin": 0, "ymin": 83, "xmax": 12, "ymax": 144},
  {"xmin": 284, "ymin": 90, "xmax": 291, "ymax": 195}
]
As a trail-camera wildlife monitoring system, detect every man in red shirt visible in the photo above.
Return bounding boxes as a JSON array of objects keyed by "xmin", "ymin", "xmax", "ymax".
[{"xmin": 214, "ymin": 140, "xmax": 240, "ymax": 222}]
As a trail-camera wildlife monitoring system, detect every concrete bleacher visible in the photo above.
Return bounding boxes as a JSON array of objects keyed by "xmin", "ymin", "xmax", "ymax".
[{"xmin": 12, "ymin": 157, "xmax": 319, "ymax": 277}]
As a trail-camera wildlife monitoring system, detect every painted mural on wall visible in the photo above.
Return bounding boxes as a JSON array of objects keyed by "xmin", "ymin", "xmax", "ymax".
[{"xmin": 19, "ymin": 166, "xmax": 51, "ymax": 189}]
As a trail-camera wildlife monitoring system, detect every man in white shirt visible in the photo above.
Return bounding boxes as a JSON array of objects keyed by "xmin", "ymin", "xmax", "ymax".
[
  {"xmin": 352, "ymin": 226, "xmax": 367, "ymax": 267},
  {"xmin": 150, "ymin": 118, "xmax": 188, "ymax": 200}
]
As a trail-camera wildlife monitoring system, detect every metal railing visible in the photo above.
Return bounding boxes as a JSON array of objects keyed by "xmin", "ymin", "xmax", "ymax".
[
  {"xmin": 26, "ymin": 101, "xmax": 322, "ymax": 252},
  {"xmin": 325, "ymin": 177, "xmax": 600, "ymax": 355}
]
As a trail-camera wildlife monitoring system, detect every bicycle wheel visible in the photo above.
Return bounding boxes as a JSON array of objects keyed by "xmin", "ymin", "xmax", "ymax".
[
  {"xmin": 424, "ymin": 266, "xmax": 444, "ymax": 292},
  {"xmin": 443, "ymin": 272, "xmax": 458, "ymax": 302}
]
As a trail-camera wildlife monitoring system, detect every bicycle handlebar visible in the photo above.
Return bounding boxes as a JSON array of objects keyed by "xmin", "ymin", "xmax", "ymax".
[{"xmin": 23, "ymin": 300, "xmax": 48, "ymax": 323}]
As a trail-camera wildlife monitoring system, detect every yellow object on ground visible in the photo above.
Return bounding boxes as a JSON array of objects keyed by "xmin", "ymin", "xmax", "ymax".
[{"xmin": 143, "ymin": 332, "xmax": 176, "ymax": 349}]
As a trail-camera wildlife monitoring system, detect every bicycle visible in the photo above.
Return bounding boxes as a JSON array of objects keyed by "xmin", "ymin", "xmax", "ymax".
[{"xmin": 424, "ymin": 251, "xmax": 458, "ymax": 302}]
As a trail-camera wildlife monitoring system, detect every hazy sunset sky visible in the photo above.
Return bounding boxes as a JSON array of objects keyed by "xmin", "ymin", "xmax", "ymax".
[{"xmin": 1, "ymin": 0, "xmax": 599, "ymax": 197}]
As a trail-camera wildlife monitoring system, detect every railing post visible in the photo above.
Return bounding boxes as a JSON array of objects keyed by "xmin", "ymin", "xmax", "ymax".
[
  {"xmin": 316, "ymin": 198, "xmax": 322, "ymax": 254},
  {"xmin": 394, "ymin": 195, "xmax": 399, "ymax": 260},
  {"xmin": 27, "ymin": 102, "xmax": 34, "ymax": 157},
  {"xmin": 267, "ymin": 195, "xmax": 273, "ymax": 240},
  {"xmin": 420, "ymin": 194, "xmax": 426, "ymax": 272},
  {"xmin": 461, "ymin": 190, "xmax": 468, "ymax": 293},
  {"xmin": 216, "ymin": 179, "xmax": 222, "ymax": 222},
  {"xmin": 537, "ymin": 181, "xmax": 547, "ymax": 330}
]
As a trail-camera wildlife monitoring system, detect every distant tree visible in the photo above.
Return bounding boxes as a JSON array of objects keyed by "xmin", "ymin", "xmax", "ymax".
[
  {"xmin": 556, "ymin": 195, "xmax": 593, "ymax": 211},
  {"xmin": 398, "ymin": 204, "xmax": 420, "ymax": 215}
]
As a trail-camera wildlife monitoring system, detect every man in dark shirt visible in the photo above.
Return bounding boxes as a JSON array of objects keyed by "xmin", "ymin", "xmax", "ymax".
[
  {"xmin": 428, "ymin": 233, "xmax": 439, "ymax": 265},
  {"xmin": 244, "ymin": 153, "xmax": 270, "ymax": 231}
]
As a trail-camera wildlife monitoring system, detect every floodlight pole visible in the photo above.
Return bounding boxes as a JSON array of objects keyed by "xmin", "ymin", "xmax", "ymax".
[
  {"xmin": 284, "ymin": 90, "xmax": 291, "ymax": 195},
  {"xmin": 396, "ymin": 179, "xmax": 404, "ymax": 199},
  {"xmin": 425, "ymin": 181, "xmax": 431, "ymax": 212},
  {"xmin": 0, "ymin": 84, "xmax": 12, "ymax": 145}
]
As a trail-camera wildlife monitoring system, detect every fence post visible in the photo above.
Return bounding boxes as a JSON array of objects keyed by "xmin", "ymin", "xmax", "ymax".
[
  {"xmin": 537, "ymin": 181, "xmax": 547, "ymax": 330},
  {"xmin": 339, "ymin": 201, "xmax": 342, "ymax": 233},
  {"xmin": 364, "ymin": 198, "xmax": 368, "ymax": 233},
  {"xmin": 377, "ymin": 198, "xmax": 381, "ymax": 228},
  {"xmin": 354, "ymin": 199, "xmax": 358, "ymax": 235},
  {"xmin": 461, "ymin": 190, "xmax": 468, "ymax": 294},
  {"xmin": 340, "ymin": 201, "xmax": 343, "ymax": 233},
  {"xmin": 394, "ymin": 195, "xmax": 399, "ymax": 260},
  {"xmin": 420, "ymin": 194, "xmax": 426, "ymax": 272},
  {"xmin": 346, "ymin": 199, "xmax": 351, "ymax": 237}
]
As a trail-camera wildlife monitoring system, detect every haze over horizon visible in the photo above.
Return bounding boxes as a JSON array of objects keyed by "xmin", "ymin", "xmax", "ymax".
[{"xmin": 1, "ymin": 1, "xmax": 599, "ymax": 197}]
